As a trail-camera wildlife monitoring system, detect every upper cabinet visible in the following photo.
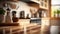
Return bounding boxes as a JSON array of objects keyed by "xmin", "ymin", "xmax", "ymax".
[
  {"xmin": 31, "ymin": 0, "xmax": 40, "ymax": 4},
  {"xmin": 39, "ymin": 0, "xmax": 49, "ymax": 9},
  {"xmin": 30, "ymin": 0, "xmax": 49, "ymax": 10}
]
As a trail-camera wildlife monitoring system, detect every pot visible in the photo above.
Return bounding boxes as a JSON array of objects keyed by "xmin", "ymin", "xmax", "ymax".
[{"xmin": 50, "ymin": 26, "xmax": 59, "ymax": 34}]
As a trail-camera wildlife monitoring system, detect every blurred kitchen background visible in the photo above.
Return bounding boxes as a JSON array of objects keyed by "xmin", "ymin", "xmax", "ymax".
[{"xmin": 0, "ymin": 0, "xmax": 60, "ymax": 34}]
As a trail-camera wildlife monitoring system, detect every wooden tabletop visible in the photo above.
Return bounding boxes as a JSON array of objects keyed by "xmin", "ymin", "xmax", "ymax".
[{"xmin": 0, "ymin": 24, "xmax": 41, "ymax": 30}]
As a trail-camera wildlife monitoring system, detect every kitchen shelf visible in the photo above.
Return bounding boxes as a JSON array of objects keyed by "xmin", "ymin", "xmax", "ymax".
[{"xmin": 0, "ymin": 23, "xmax": 19, "ymax": 26}]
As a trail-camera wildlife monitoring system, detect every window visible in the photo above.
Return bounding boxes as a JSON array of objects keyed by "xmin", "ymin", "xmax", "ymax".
[{"xmin": 53, "ymin": 9, "xmax": 60, "ymax": 17}]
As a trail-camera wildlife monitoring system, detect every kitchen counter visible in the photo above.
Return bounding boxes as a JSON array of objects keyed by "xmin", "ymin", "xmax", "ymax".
[{"xmin": 0, "ymin": 24, "xmax": 41, "ymax": 34}]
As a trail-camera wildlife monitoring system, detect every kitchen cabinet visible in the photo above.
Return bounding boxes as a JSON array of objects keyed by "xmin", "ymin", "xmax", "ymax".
[
  {"xmin": 0, "ymin": 25, "xmax": 41, "ymax": 34},
  {"xmin": 26, "ymin": 25, "xmax": 41, "ymax": 34}
]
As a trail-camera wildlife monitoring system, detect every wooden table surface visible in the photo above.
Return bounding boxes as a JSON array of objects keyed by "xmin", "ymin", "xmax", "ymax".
[{"xmin": 0, "ymin": 24, "xmax": 41, "ymax": 31}]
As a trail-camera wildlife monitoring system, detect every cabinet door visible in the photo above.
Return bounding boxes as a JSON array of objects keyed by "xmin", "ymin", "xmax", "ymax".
[
  {"xmin": 30, "ymin": 28, "xmax": 40, "ymax": 34},
  {"xmin": 27, "ymin": 30, "xmax": 31, "ymax": 34},
  {"xmin": 13, "ymin": 31, "xmax": 24, "ymax": 34}
]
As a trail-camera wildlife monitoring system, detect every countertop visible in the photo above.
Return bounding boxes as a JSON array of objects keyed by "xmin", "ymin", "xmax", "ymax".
[{"xmin": 0, "ymin": 24, "xmax": 41, "ymax": 32}]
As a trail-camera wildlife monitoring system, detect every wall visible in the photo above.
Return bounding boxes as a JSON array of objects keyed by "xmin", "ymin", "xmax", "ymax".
[
  {"xmin": 0, "ymin": 1, "xmax": 32, "ymax": 23},
  {"xmin": 0, "ymin": 1, "xmax": 31, "ymax": 18}
]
